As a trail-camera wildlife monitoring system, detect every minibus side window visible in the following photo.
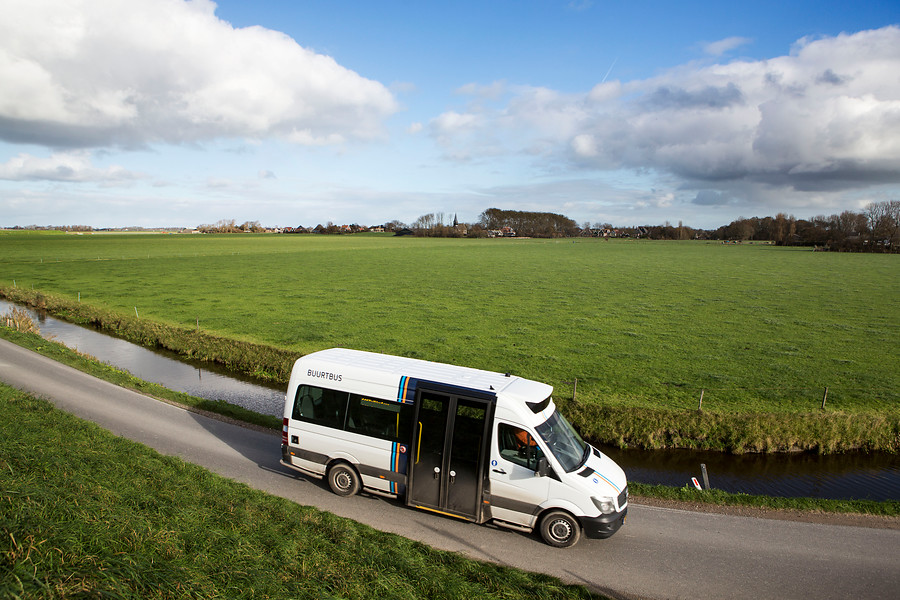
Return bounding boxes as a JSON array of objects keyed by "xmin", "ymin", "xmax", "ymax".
[
  {"xmin": 346, "ymin": 394, "xmax": 413, "ymax": 443},
  {"xmin": 498, "ymin": 423, "xmax": 545, "ymax": 471},
  {"xmin": 292, "ymin": 385, "xmax": 348, "ymax": 430}
]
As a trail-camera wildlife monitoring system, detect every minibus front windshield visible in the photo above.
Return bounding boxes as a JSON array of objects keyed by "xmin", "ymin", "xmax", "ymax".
[{"xmin": 535, "ymin": 408, "xmax": 589, "ymax": 472}]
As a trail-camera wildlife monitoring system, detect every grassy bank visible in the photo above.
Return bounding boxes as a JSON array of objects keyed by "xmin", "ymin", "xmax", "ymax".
[
  {"xmin": 1, "ymin": 325, "xmax": 898, "ymax": 516},
  {"xmin": 0, "ymin": 325, "xmax": 280, "ymax": 431},
  {"xmin": 0, "ymin": 285, "xmax": 297, "ymax": 383},
  {"xmin": 557, "ymin": 397, "xmax": 900, "ymax": 454},
  {"xmin": 0, "ymin": 385, "xmax": 598, "ymax": 599},
  {"xmin": 628, "ymin": 483, "xmax": 899, "ymax": 516},
  {"xmin": 3, "ymin": 287, "xmax": 899, "ymax": 454}
]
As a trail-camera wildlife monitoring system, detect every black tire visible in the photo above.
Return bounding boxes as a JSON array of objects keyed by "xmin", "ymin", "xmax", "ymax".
[
  {"xmin": 328, "ymin": 463, "xmax": 361, "ymax": 497},
  {"xmin": 539, "ymin": 510, "xmax": 581, "ymax": 548}
]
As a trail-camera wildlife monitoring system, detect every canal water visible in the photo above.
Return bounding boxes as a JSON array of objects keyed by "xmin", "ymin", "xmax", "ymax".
[
  {"xmin": 2, "ymin": 299, "xmax": 898, "ymax": 501},
  {"xmin": 0, "ymin": 299, "xmax": 285, "ymax": 417}
]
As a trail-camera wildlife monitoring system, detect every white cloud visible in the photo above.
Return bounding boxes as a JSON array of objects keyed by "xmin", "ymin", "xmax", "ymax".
[
  {"xmin": 456, "ymin": 80, "xmax": 508, "ymax": 100},
  {"xmin": 0, "ymin": 0, "xmax": 398, "ymax": 149},
  {"xmin": 430, "ymin": 26, "xmax": 900, "ymax": 204},
  {"xmin": 0, "ymin": 151, "xmax": 141, "ymax": 183},
  {"xmin": 571, "ymin": 134, "xmax": 598, "ymax": 158},
  {"xmin": 703, "ymin": 36, "xmax": 753, "ymax": 56}
]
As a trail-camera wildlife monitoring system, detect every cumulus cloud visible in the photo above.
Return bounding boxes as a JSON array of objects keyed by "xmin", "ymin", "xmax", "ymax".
[
  {"xmin": 430, "ymin": 26, "xmax": 900, "ymax": 203},
  {"xmin": 703, "ymin": 36, "xmax": 753, "ymax": 56},
  {"xmin": 0, "ymin": 0, "xmax": 398, "ymax": 149},
  {"xmin": 456, "ymin": 80, "xmax": 509, "ymax": 100},
  {"xmin": 0, "ymin": 151, "xmax": 141, "ymax": 183}
]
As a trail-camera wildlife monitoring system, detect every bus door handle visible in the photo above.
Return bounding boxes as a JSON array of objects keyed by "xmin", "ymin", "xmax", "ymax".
[
  {"xmin": 416, "ymin": 422, "xmax": 423, "ymax": 464},
  {"xmin": 449, "ymin": 470, "xmax": 456, "ymax": 483},
  {"xmin": 492, "ymin": 468, "xmax": 507, "ymax": 475},
  {"xmin": 433, "ymin": 466, "xmax": 440, "ymax": 479}
]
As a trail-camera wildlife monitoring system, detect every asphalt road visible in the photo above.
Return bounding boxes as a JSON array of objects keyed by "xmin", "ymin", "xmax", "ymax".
[{"xmin": 1, "ymin": 337, "xmax": 898, "ymax": 600}]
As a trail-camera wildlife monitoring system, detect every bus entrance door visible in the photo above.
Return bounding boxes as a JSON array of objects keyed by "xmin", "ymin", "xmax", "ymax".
[{"xmin": 408, "ymin": 389, "xmax": 492, "ymax": 521}]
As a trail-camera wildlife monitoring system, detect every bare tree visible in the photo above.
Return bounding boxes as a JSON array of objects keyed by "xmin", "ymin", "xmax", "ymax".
[{"xmin": 865, "ymin": 201, "xmax": 900, "ymax": 248}]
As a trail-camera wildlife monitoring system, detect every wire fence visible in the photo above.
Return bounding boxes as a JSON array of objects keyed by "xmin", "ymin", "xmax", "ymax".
[{"xmin": 558, "ymin": 378, "xmax": 897, "ymax": 412}]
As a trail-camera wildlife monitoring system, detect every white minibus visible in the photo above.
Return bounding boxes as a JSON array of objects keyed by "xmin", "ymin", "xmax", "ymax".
[{"xmin": 280, "ymin": 348, "xmax": 627, "ymax": 547}]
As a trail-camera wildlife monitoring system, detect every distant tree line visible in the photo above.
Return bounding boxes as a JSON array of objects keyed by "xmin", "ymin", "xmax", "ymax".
[
  {"xmin": 185, "ymin": 199, "xmax": 900, "ymax": 253},
  {"xmin": 409, "ymin": 212, "xmax": 467, "ymax": 237},
  {"xmin": 568, "ymin": 200, "xmax": 897, "ymax": 252},
  {"xmin": 197, "ymin": 219, "xmax": 265, "ymax": 233},
  {"xmin": 477, "ymin": 208, "xmax": 578, "ymax": 238},
  {"xmin": 708, "ymin": 200, "xmax": 899, "ymax": 251},
  {"xmin": 7, "ymin": 225, "xmax": 93, "ymax": 232}
]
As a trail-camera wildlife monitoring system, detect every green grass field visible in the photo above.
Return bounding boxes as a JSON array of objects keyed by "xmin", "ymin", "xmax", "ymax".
[
  {"xmin": 2, "ymin": 232, "xmax": 896, "ymax": 414},
  {"xmin": 0, "ymin": 383, "xmax": 598, "ymax": 599}
]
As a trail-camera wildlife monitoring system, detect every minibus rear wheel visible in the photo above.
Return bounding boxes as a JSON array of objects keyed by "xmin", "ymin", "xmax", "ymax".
[
  {"xmin": 328, "ymin": 463, "xmax": 361, "ymax": 497},
  {"xmin": 539, "ymin": 510, "xmax": 581, "ymax": 548}
]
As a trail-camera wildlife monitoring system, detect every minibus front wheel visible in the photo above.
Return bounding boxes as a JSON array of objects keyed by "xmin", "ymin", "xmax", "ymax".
[
  {"xmin": 539, "ymin": 510, "xmax": 582, "ymax": 548},
  {"xmin": 328, "ymin": 462, "xmax": 361, "ymax": 497}
]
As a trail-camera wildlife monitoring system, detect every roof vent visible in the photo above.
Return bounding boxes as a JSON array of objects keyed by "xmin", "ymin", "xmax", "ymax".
[{"xmin": 505, "ymin": 372, "xmax": 511, "ymax": 377}]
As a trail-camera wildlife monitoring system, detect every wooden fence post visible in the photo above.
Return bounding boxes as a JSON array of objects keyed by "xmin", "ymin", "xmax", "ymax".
[
  {"xmin": 698, "ymin": 389, "xmax": 704, "ymax": 412},
  {"xmin": 821, "ymin": 387, "xmax": 828, "ymax": 410}
]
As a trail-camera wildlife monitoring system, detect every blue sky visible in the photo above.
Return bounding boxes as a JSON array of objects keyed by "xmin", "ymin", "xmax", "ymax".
[{"xmin": 1, "ymin": 0, "xmax": 898, "ymax": 229}]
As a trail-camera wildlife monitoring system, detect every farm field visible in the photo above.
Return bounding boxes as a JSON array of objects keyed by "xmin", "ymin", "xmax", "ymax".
[
  {"xmin": 1, "ymin": 231, "xmax": 897, "ymax": 412},
  {"xmin": 1, "ymin": 231, "xmax": 898, "ymax": 452}
]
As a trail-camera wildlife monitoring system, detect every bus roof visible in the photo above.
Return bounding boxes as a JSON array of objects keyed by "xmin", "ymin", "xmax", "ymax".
[{"xmin": 296, "ymin": 348, "xmax": 553, "ymax": 401}]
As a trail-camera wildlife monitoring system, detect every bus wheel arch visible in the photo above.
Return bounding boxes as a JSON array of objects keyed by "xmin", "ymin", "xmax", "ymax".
[
  {"xmin": 538, "ymin": 509, "xmax": 582, "ymax": 548},
  {"xmin": 327, "ymin": 461, "xmax": 361, "ymax": 497}
]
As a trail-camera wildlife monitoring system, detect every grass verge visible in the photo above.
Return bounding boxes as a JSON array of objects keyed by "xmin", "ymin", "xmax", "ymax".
[
  {"xmin": 0, "ymin": 385, "xmax": 599, "ymax": 600},
  {"xmin": 0, "ymin": 324, "xmax": 896, "ymax": 517},
  {"xmin": 628, "ymin": 483, "xmax": 899, "ymax": 517}
]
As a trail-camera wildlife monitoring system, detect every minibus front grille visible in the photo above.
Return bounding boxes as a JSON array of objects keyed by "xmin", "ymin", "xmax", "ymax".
[{"xmin": 617, "ymin": 486, "xmax": 628, "ymax": 509}]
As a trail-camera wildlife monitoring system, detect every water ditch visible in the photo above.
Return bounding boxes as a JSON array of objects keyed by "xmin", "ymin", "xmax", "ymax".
[{"xmin": 2, "ymin": 299, "xmax": 898, "ymax": 501}]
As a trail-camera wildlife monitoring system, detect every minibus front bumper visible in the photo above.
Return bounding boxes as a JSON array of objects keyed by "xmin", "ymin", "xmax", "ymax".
[{"xmin": 579, "ymin": 507, "xmax": 627, "ymax": 539}]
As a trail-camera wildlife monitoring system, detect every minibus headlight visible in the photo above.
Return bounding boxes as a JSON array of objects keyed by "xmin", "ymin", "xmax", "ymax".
[{"xmin": 592, "ymin": 497, "xmax": 616, "ymax": 514}]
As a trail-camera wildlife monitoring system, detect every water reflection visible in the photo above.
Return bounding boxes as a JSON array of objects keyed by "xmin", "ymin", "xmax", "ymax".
[
  {"xmin": 2, "ymin": 298, "xmax": 898, "ymax": 500},
  {"xmin": 601, "ymin": 445, "xmax": 899, "ymax": 501},
  {"xmin": 1, "ymin": 299, "xmax": 284, "ymax": 417}
]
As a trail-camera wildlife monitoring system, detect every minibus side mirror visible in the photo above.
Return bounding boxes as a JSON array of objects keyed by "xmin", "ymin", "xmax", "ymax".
[{"xmin": 536, "ymin": 457, "xmax": 550, "ymax": 477}]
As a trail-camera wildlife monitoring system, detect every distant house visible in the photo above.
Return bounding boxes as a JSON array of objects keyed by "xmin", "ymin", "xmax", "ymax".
[{"xmin": 394, "ymin": 228, "xmax": 414, "ymax": 236}]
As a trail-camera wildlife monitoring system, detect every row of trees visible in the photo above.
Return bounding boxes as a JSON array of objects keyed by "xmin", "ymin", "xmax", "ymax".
[
  {"xmin": 187, "ymin": 200, "xmax": 898, "ymax": 252},
  {"xmin": 400, "ymin": 201, "xmax": 899, "ymax": 251},
  {"xmin": 711, "ymin": 201, "xmax": 899, "ymax": 250},
  {"xmin": 197, "ymin": 219, "xmax": 265, "ymax": 233},
  {"xmin": 402, "ymin": 209, "xmax": 580, "ymax": 238},
  {"xmin": 478, "ymin": 208, "xmax": 579, "ymax": 238}
]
